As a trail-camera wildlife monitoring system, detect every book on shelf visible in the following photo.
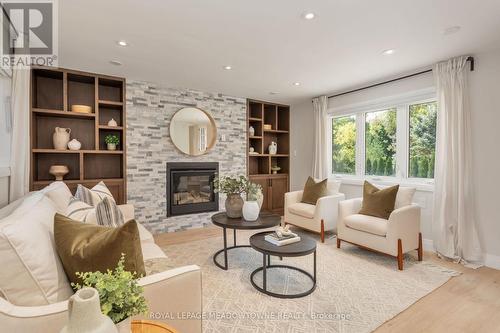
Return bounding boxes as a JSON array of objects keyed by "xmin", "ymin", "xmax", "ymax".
[{"xmin": 264, "ymin": 232, "xmax": 301, "ymax": 246}]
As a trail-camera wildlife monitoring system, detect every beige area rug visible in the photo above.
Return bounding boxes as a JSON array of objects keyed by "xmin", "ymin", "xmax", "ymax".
[{"xmin": 146, "ymin": 230, "xmax": 459, "ymax": 333}]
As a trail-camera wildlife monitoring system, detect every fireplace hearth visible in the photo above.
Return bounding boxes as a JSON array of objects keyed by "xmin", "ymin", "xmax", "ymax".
[{"xmin": 166, "ymin": 162, "xmax": 219, "ymax": 217}]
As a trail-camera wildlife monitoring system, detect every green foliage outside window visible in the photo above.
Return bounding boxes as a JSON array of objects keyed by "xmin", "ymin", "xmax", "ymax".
[
  {"xmin": 409, "ymin": 102, "xmax": 437, "ymax": 178},
  {"xmin": 332, "ymin": 115, "xmax": 356, "ymax": 174},
  {"xmin": 365, "ymin": 109, "xmax": 397, "ymax": 176}
]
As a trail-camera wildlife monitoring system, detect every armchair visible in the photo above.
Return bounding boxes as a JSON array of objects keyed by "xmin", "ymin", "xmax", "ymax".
[
  {"xmin": 337, "ymin": 194, "xmax": 422, "ymax": 270},
  {"xmin": 284, "ymin": 180, "xmax": 345, "ymax": 242}
]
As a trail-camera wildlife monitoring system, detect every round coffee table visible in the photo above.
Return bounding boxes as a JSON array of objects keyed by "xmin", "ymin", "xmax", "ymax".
[
  {"xmin": 211, "ymin": 212, "xmax": 281, "ymax": 270},
  {"xmin": 249, "ymin": 231, "xmax": 317, "ymax": 298}
]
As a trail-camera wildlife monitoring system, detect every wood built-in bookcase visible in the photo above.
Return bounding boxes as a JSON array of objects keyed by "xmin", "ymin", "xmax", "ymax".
[
  {"xmin": 247, "ymin": 99, "xmax": 290, "ymax": 215},
  {"xmin": 30, "ymin": 66, "xmax": 127, "ymax": 204}
]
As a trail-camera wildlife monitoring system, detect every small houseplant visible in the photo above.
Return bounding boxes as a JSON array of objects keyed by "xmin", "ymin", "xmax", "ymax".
[
  {"xmin": 213, "ymin": 175, "xmax": 247, "ymax": 218},
  {"xmin": 242, "ymin": 181, "xmax": 262, "ymax": 221},
  {"xmin": 104, "ymin": 134, "xmax": 120, "ymax": 151},
  {"xmin": 72, "ymin": 254, "xmax": 148, "ymax": 331}
]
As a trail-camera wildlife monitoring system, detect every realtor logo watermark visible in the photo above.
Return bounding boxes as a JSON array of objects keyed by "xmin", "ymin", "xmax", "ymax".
[{"xmin": 1, "ymin": 0, "xmax": 58, "ymax": 68}]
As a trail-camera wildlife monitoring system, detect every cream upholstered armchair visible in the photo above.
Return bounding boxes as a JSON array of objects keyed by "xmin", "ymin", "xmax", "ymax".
[
  {"xmin": 284, "ymin": 180, "xmax": 345, "ymax": 242},
  {"xmin": 337, "ymin": 187, "xmax": 422, "ymax": 270}
]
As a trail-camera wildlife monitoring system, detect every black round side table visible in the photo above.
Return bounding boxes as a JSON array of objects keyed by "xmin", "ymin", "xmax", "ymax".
[
  {"xmin": 211, "ymin": 212, "xmax": 281, "ymax": 270},
  {"xmin": 249, "ymin": 231, "xmax": 317, "ymax": 298}
]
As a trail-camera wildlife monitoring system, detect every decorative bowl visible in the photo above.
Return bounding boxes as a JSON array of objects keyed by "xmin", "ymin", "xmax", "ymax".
[
  {"xmin": 263, "ymin": 124, "xmax": 272, "ymax": 130},
  {"xmin": 71, "ymin": 105, "xmax": 92, "ymax": 113},
  {"xmin": 49, "ymin": 165, "xmax": 69, "ymax": 181}
]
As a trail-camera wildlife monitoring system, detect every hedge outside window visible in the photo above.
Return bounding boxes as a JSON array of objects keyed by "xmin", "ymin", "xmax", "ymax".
[
  {"xmin": 332, "ymin": 115, "xmax": 356, "ymax": 174},
  {"xmin": 365, "ymin": 109, "xmax": 397, "ymax": 177},
  {"xmin": 409, "ymin": 102, "xmax": 437, "ymax": 179}
]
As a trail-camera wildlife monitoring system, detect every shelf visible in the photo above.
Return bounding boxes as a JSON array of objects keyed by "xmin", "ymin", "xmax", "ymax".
[
  {"xmin": 33, "ymin": 178, "xmax": 124, "ymax": 186},
  {"xmin": 33, "ymin": 149, "xmax": 124, "ymax": 154},
  {"xmin": 249, "ymin": 117, "xmax": 262, "ymax": 121},
  {"xmin": 249, "ymin": 136, "xmax": 262, "ymax": 139},
  {"xmin": 99, "ymin": 100, "xmax": 123, "ymax": 106},
  {"xmin": 248, "ymin": 154, "xmax": 289, "ymax": 157},
  {"xmin": 264, "ymin": 129, "xmax": 289, "ymax": 134},
  {"xmin": 99, "ymin": 125, "xmax": 124, "ymax": 130},
  {"xmin": 32, "ymin": 108, "xmax": 96, "ymax": 119}
]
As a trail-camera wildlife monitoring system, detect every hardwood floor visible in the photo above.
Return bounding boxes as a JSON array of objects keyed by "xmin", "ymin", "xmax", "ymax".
[{"xmin": 154, "ymin": 227, "xmax": 500, "ymax": 333}]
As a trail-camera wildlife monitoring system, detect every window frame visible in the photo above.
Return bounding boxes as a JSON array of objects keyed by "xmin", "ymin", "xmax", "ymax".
[{"xmin": 329, "ymin": 92, "xmax": 436, "ymax": 189}]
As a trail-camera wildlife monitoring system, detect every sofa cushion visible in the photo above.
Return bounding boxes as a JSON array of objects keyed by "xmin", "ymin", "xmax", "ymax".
[
  {"xmin": 41, "ymin": 181, "xmax": 73, "ymax": 213},
  {"xmin": 75, "ymin": 181, "xmax": 115, "ymax": 206},
  {"xmin": 141, "ymin": 241, "xmax": 168, "ymax": 261},
  {"xmin": 301, "ymin": 177, "xmax": 329, "ymax": 205},
  {"xmin": 95, "ymin": 197, "xmax": 125, "ymax": 227},
  {"xmin": 288, "ymin": 202, "xmax": 316, "ymax": 219},
  {"xmin": 359, "ymin": 181, "xmax": 399, "ymax": 219},
  {"xmin": 54, "ymin": 214, "xmax": 146, "ymax": 284},
  {"xmin": 0, "ymin": 193, "xmax": 73, "ymax": 306},
  {"xmin": 344, "ymin": 214, "xmax": 388, "ymax": 236},
  {"xmin": 66, "ymin": 198, "xmax": 97, "ymax": 224}
]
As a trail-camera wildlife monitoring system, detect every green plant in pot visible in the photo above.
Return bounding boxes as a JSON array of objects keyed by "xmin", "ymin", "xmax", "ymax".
[
  {"xmin": 213, "ymin": 175, "xmax": 247, "ymax": 218},
  {"xmin": 104, "ymin": 134, "xmax": 120, "ymax": 151},
  {"xmin": 71, "ymin": 254, "xmax": 148, "ymax": 331}
]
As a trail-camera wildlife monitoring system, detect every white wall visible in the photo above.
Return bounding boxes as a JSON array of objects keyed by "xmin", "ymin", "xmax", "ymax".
[
  {"xmin": 290, "ymin": 48, "xmax": 500, "ymax": 267},
  {"xmin": 0, "ymin": 76, "xmax": 11, "ymax": 208}
]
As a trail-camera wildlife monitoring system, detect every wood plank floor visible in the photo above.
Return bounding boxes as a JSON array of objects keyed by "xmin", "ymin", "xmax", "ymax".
[{"xmin": 154, "ymin": 227, "xmax": 500, "ymax": 333}]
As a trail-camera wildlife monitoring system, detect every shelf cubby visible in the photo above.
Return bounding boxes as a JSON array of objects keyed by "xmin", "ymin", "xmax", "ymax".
[
  {"xmin": 34, "ymin": 152, "xmax": 80, "ymax": 181},
  {"xmin": 84, "ymin": 154, "xmax": 123, "ymax": 180},
  {"xmin": 98, "ymin": 78, "xmax": 123, "ymax": 102},
  {"xmin": 99, "ymin": 103, "xmax": 123, "ymax": 126},
  {"xmin": 249, "ymin": 155, "xmax": 270, "ymax": 175},
  {"xmin": 263, "ymin": 104, "xmax": 277, "ymax": 130},
  {"xmin": 277, "ymin": 106, "xmax": 290, "ymax": 131},
  {"xmin": 99, "ymin": 129, "xmax": 123, "ymax": 151},
  {"xmin": 67, "ymin": 73, "xmax": 95, "ymax": 112},
  {"xmin": 249, "ymin": 101, "xmax": 263, "ymax": 119},
  {"xmin": 33, "ymin": 115, "xmax": 95, "ymax": 150},
  {"xmin": 31, "ymin": 69, "xmax": 64, "ymax": 110}
]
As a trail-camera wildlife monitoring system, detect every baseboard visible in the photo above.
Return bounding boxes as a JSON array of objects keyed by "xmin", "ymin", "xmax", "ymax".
[
  {"xmin": 485, "ymin": 254, "xmax": 500, "ymax": 270},
  {"xmin": 423, "ymin": 238, "xmax": 435, "ymax": 252}
]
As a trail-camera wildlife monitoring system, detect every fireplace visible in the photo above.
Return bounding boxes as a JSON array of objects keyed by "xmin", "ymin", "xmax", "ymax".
[{"xmin": 166, "ymin": 162, "xmax": 219, "ymax": 217}]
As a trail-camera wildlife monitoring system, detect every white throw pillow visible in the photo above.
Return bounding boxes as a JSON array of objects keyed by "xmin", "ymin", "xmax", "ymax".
[
  {"xmin": 65, "ymin": 197, "xmax": 97, "ymax": 224},
  {"xmin": 95, "ymin": 197, "xmax": 125, "ymax": 227},
  {"xmin": 41, "ymin": 181, "xmax": 73, "ymax": 213},
  {"xmin": 0, "ymin": 193, "xmax": 73, "ymax": 306},
  {"xmin": 75, "ymin": 181, "xmax": 115, "ymax": 206}
]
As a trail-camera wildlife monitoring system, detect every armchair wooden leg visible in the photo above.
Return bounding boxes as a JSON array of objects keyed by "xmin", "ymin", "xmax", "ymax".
[
  {"xmin": 418, "ymin": 232, "xmax": 423, "ymax": 261},
  {"xmin": 320, "ymin": 219, "xmax": 325, "ymax": 243},
  {"xmin": 397, "ymin": 239, "xmax": 403, "ymax": 270},
  {"xmin": 336, "ymin": 237, "xmax": 341, "ymax": 248}
]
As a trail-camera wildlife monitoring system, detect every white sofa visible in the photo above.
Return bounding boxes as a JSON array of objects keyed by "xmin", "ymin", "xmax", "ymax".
[
  {"xmin": 284, "ymin": 180, "xmax": 345, "ymax": 242},
  {"xmin": 337, "ymin": 187, "xmax": 422, "ymax": 270},
  {"xmin": 0, "ymin": 182, "xmax": 202, "ymax": 333}
]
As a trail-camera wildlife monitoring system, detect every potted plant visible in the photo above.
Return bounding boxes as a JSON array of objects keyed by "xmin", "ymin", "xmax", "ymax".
[
  {"xmin": 213, "ymin": 175, "xmax": 247, "ymax": 218},
  {"xmin": 104, "ymin": 134, "xmax": 120, "ymax": 151},
  {"xmin": 242, "ymin": 181, "xmax": 262, "ymax": 221},
  {"xmin": 72, "ymin": 254, "xmax": 148, "ymax": 332}
]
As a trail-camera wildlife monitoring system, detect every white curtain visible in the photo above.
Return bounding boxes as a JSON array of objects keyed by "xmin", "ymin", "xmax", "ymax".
[
  {"xmin": 432, "ymin": 56, "xmax": 483, "ymax": 266},
  {"xmin": 312, "ymin": 96, "xmax": 329, "ymax": 179},
  {"xmin": 9, "ymin": 68, "xmax": 30, "ymax": 201}
]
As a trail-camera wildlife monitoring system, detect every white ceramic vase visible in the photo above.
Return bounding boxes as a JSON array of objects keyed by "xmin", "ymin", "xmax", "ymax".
[
  {"xmin": 60, "ymin": 287, "xmax": 117, "ymax": 333},
  {"xmin": 268, "ymin": 141, "xmax": 277, "ymax": 155},
  {"xmin": 68, "ymin": 139, "xmax": 82, "ymax": 151},
  {"xmin": 242, "ymin": 201, "xmax": 260, "ymax": 221},
  {"xmin": 53, "ymin": 127, "xmax": 71, "ymax": 150},
  {"xmin": 107, "ymin": 118, "xmax": 118, "ymax": 127},
  {"xmin": 249, "ymin": 126, "xmax": 255, "ymax": 137},
  {"xmin": 115, "ymin": 317, "xmax": 131, "ymax": 333},
  {"xmin": 107, "ymin": 143, "xmax": 117, "ymax": 151}
]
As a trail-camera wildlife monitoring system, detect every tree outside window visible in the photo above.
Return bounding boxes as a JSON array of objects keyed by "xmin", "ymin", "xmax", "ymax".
[
  {"xmin": 332, "ymin": 115, "xmax": 356, "ymax": 174},
  {"xmin": 365, "ymin": 109, "xmax": 397, "ymax": 176},
  {"xmin": 409, "ymin": 102, "xmax": 437, "ymax": 178}
]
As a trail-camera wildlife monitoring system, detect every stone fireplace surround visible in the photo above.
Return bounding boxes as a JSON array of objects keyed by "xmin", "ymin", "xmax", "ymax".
[{"xmin": 126, "ymin": 80, "xmax": 247, "ymax": 234}]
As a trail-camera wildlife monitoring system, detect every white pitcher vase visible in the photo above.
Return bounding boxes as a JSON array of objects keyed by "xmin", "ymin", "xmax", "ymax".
[
  {"xmin": 60, "ymin": 287, "xmax": 117, "ymax": 333},
  {"xmin": 53, "ymin": 127, "xmax": 71, "ymax": 150}
]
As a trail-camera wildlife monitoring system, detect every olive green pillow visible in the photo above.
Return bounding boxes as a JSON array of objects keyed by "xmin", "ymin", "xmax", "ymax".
[
  {"xmin": 54, "ymin": 213, "xmax": 146, "ymax": 285},
  {"xmin": 359, "ymin": 181, "xmax": 399, "ymax": 219},
  {"xmin": 301, "ymin": 177, "xmax": 329, "ymax": 205}
]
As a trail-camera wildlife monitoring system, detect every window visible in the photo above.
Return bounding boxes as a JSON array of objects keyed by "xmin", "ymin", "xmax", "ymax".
[
  {"xmin": 330, "ymin": 96, "xmax": 437, "ymax": 183},
  {"xmin": 365, "ymin": 109, "xmax": 396, "ymax": 176},
  {"xmin": 409, "ymin": 102, "xmax": 437, "ymax": 179},
  {"xmin": 332, "ymin": 115, "xmax": 356, "ymax": 174}
]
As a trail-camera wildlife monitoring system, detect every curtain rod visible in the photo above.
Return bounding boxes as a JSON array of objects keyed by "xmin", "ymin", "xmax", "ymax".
[{"xmin": 322, "ymin": 56, "xmax": 474, "ymax": 100}]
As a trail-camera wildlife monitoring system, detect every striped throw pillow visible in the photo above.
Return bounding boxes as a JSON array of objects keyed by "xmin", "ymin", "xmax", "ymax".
[
  {"xmin": 75, "ymin": 181, "xmax": 115, "ymax": 206},
  {"xmin": 95, "ymin": 197, "xmax": 125, "ymax": 227},
  {"xmin": 65, "ymin": 198, "xmax": 97, "ymax": 224}
]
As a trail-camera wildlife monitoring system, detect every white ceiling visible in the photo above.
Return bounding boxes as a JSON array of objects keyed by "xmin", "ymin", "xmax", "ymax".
[{"xmin": 59, "ymin": 0, "xmax": 500, "ymax": 105}]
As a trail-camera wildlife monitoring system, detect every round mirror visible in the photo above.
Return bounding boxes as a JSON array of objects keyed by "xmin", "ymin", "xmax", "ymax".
[{"xmin": 170, "ymin": 107, "xmax": 217, "ymax": 156}]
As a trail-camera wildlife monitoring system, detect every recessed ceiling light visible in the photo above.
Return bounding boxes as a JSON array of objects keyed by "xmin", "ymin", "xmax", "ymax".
[
  {"xmin": 110, "ymin": 60, "xmax": 123, "ymax": 66},
  {"xmin": 443, "ymin": 26, "xmax": 461, "ymax": 35},
  {"xmin": 293, "ymin": 82, "xmax": 300, "ymax": 86},
  {"xmin": 117, "ymin": 40, "xmax": 128, "ymax": 47},
  {"xmin": 223, "ymin": 65, "xmax": 232, "ymax": 70},
  {"xmin": 382, "ymin": 49, "xmax": 395, "ymax": 55},
  {"xmin": 303, "ymin": 12, "xmax": 315, "ymax": 20}
]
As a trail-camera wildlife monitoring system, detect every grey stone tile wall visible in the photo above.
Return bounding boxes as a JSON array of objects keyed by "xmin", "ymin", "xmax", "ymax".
[{"xmin": 126, "ymin": 80, "xmax": 247, "ymax": 234}]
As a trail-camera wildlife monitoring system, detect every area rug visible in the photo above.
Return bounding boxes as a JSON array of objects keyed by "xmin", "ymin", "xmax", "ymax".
[{"xmin": 147, "ymin": 231, "xmax": 459, "ymax": 333}]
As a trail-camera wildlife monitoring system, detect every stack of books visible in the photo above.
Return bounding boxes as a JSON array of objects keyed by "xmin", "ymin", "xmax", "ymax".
[{"xmin": 264, "ymin": 232, "xmax": 301, "ymax": 246}]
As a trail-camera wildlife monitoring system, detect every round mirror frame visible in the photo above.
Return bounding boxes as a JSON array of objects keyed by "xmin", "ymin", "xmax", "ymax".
[{"xmin": 169, "ymin": 107, "xmax": 218, "ymax": 156}]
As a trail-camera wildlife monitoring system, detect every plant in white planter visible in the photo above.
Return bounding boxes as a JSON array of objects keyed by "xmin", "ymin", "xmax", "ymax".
[
  {"xmin": 105, "ymin": 134, "xmax": 120, "ymax": 151},
  {"xmin": 242, "ymin": 181, "xmax": 262, "ymax": 221},
  {"xmin": 71, "ymin": 254, "xmax": 148, "ymax": 332}
]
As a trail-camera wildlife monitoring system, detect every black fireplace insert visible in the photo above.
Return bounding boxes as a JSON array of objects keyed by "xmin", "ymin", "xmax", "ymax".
[{"xmin": 166, "ymin": 162, "xmax": 219, "ymax": 217}]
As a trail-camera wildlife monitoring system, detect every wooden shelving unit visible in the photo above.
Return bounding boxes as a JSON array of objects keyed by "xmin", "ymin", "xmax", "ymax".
[
  {"xmin": 247, "ymin": 99, "xmax": 290, "ymax": 215},
  {"xmin": 30, "ymin": 66, "xmax": 127, "ymax": 203}
]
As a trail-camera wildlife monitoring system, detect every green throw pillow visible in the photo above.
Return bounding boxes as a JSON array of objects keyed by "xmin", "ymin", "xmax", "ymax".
[
  {"xmin": 54, "ymin": 213, "xmax": 146, "ymax": 285},
  {"xmin": 301, "ymin": 177, "xmax": 329, "ymax": 205},
  {"xmin": 358, "ymin": 181, "xmax": 399, "ymax": 219}
]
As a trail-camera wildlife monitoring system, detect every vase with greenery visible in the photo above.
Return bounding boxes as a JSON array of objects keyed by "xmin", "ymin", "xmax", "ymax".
[
  {"xmin": 72, "ymin": 254, "xmax": 148, "ymax": 331},
  {"xmin": 104, "ymin": 134, "xmax": 120, "ymax": 151},
  {"xmin": 242, "ymin": 181, "xmax": 262, "ymax": 221},
  {"xmin": 213, "ymin": 175, "xmax": 248, "ymax": 218}
]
